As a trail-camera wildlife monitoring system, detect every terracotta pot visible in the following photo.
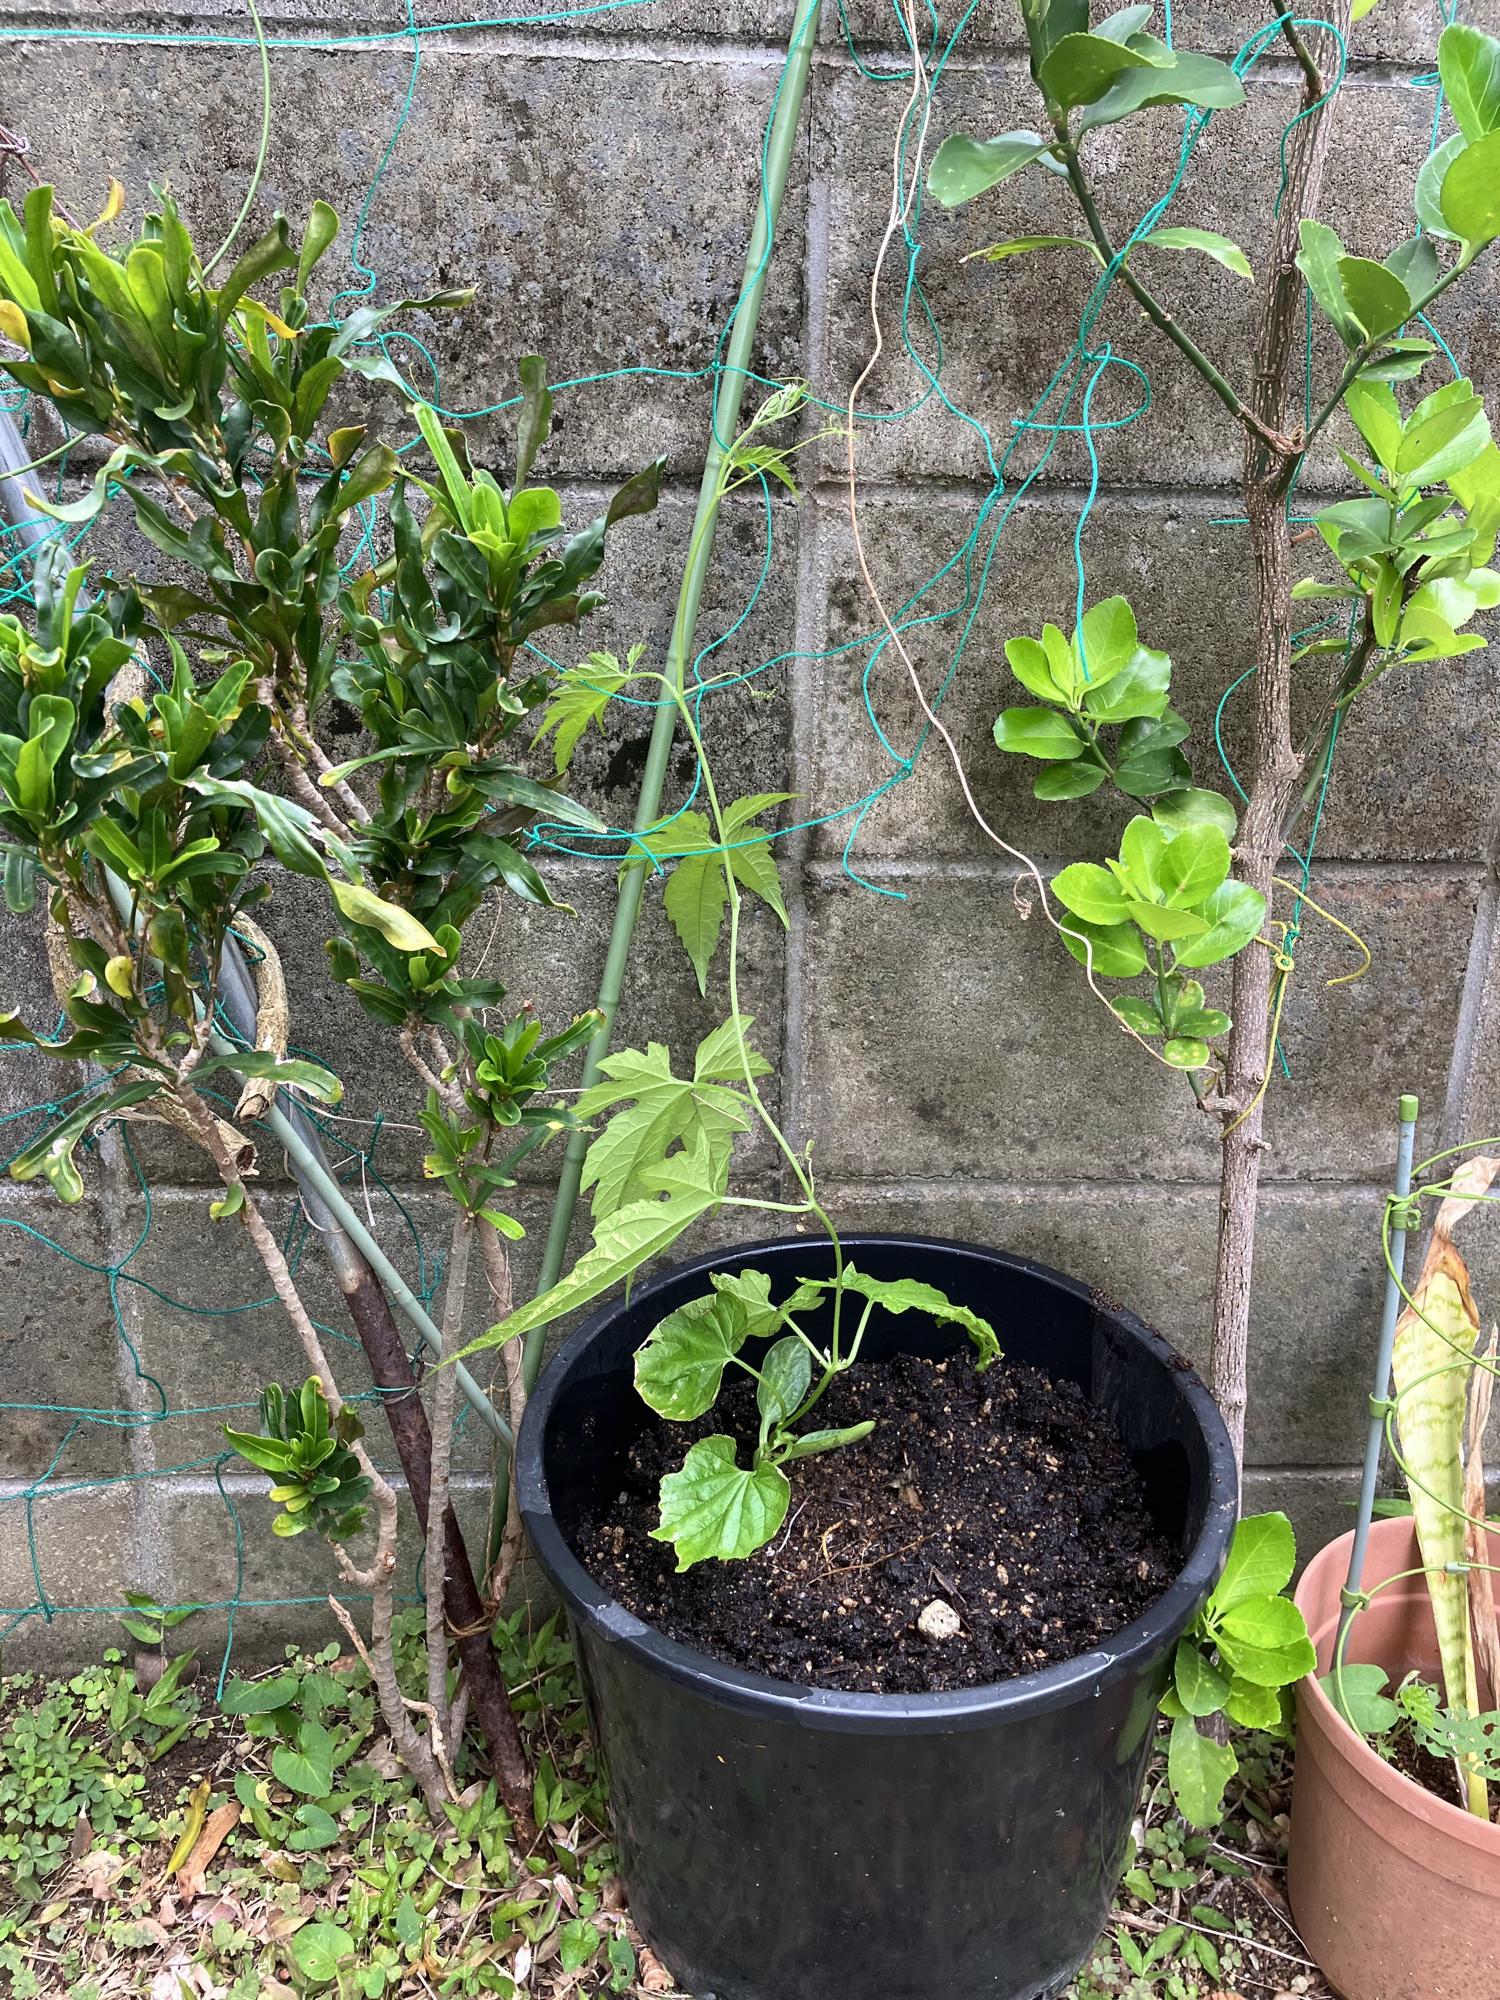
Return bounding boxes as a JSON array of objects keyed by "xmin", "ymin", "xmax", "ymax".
[{"xmin": 1288, "ymin": 1517, "xmax": 1500, "ymax": 2000}]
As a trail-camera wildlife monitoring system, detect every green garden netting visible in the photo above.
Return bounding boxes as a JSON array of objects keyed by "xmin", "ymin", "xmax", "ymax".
[{"xmin": 0, "ymin": 0, "xmax": 1465, "ymax": 1687}]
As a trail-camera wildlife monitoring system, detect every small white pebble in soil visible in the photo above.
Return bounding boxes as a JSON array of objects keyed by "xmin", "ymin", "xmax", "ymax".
[{"xmin": 916, "ymin": 1598, "xmax": 962, "ymax": 1642}]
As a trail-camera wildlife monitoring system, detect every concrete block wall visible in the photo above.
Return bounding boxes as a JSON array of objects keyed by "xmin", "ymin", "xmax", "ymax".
[{"xmin": 3, "ymin": 0, "xmax": 1500, "ymax": 1662}]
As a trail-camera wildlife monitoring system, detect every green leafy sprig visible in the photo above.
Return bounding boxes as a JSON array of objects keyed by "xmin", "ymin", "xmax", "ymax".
[{"xmin": 1164, "ymin": 1511, "xmax": 1315, "ymax": 1825}]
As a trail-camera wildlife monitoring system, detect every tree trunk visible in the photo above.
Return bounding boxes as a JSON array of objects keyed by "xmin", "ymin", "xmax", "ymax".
[
  {"xmin": 338, "ymin": 1264, "xmax": 536, "ymax": 1840},
  {"xmin": 1210, "ymin": 2, "xmax": 1352, "ymax": 1470}
]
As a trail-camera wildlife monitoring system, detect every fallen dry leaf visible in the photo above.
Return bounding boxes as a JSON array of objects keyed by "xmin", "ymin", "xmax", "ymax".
[
  {"xmin": 638, "ymin": 1946, "xmax": 676, "ymax": 1993},
  {"xmin": 365, "ymin": 1738, "xmax": 405, "ymax": 1781},
  {"xmin": 70, "ymin": 1809, "xmax": 94, "ymax": 1861},
  {"xmin": 78, "ymin": 1849, "xmax": 126, "ymax": 1898},
  {"xmin": 513, "ymin": 1941, "xmax": 533, "ymax": 1984},
  {"xmin": 178, "ymin": 1803, "xmax": 240, "ymax": 1900}
]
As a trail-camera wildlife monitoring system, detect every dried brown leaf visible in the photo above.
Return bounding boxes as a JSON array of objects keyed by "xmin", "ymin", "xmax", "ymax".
[
  {"xmin": 78, "ymin": 1849, "xmax": 127, "ymax": 1898},
  {"xmin": 637, "ymin": 1946, "xmax": 676, "ymax": 1994},
  {"xmin": 1433, "ymin": 1155, "xmax": 1500, "ymax": 1237},
  {"xmin": 177, "ymin": 1802, "xmax": 240, "ymax": 1901}
]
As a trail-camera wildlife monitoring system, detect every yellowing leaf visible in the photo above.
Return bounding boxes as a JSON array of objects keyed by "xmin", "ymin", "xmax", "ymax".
[
  {"xmin": 87, "ymin": 178, "xmax": 125, "ymax": 233},
  {"xmin": 1392, "ymin": 1225, "xmax": 1488, "ymax": 1815},
  {"xmin": 0, "ymin": 298, "xmax": 30, "ymax": 347},
  {"xmin": 330, "ymin": 879, "xmax": 441, "ymax": 954}
]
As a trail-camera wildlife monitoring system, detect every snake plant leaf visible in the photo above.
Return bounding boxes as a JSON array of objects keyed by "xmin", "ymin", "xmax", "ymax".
[
  {"xmin": 1391, "ymin": 1176, "xmax": 1491, "ymax": 1812},
  {"xmin": 1464, "ymin": 1324, "xmax": 1500, "ymax": 1714}
]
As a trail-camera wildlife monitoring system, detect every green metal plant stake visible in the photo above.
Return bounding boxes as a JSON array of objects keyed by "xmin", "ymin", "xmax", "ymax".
[{"xmin": 490, "ymin": 0, "xmax": 826, "ymax": 1560}]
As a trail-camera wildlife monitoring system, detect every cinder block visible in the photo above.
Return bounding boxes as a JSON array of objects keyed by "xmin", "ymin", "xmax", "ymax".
[
  {"xmin": 0, "ymin": 1475, "xmax": 141, "ymax": 1668},
  {"xmin": 35, "ymin": 0, "xmax": 801, "ymax": 40},
  {"xmin": 830, "ymin": 0, "xmax": 1449, "ymax": 66},
  {"xmin": 797, "ymin": 857, "xmax": 1476, "ymax": 1183},
  {"xmin": 111, "ymin": 1183, "xmax": 560, "ymax": 1466},
  {"xmin": 815, "ymin": 59, "xmax": 1499, "ymax": 490},
  {"xmin": 801, "ymin": 486, "xmax": 1500, "ymax": 867},
  {"xmin": 810, "ymin": 1176, "xmax": 1396, "ymax": 1468},
  {"xmin": 0, "ymin": 1182, "xmax": 134, "ymax": 1479},
  {"xmin": 0, "ymin": 37, "xmax": 807, "ymax": 479}
]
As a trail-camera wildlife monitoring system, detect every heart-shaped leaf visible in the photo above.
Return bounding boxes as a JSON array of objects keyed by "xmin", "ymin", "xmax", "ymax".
[{"xmin": 652, "ymin": 1436, "xmax": 791, "ymax": 1569}]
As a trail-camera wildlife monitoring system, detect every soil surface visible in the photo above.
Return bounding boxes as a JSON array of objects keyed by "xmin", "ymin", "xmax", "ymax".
[
  {"xmin": 576, "ymin": 1350, "xmax": 1178, "ymax": 1693},
  {"xmin": 1386, "ymin": 1727, "xmax": 1468, "ymax": 1812}
]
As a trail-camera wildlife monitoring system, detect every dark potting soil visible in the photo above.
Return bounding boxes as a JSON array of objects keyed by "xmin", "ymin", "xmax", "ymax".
[
  {"xmin": 575, "ymin": 1350, "xmax": 1178, "ymax": 1693},
  {"xmin": 1386, "ymin": 1727, "xmax": 1468, "ymax": 1813}
]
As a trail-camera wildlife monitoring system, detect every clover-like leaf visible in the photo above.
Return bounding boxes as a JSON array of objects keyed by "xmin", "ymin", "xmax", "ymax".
[{"xmin": 1319, "ymin": 1661, "xmax": 1400, "ymax": 1735}]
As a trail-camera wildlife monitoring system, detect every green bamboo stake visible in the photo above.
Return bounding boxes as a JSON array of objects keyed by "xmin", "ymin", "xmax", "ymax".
[
  {"xmin": 528, "ymin": 0, "xmax": 823, "ymax": 1347},
  {"xmin": 483, "ymin": 0, "xmax": 824, "ymax": 1563}
]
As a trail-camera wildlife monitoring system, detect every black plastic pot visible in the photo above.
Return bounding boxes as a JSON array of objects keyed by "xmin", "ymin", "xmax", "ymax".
[{"xmin": 517, "ymin": 1234, "xmax": 1237, "ymax": 2000}]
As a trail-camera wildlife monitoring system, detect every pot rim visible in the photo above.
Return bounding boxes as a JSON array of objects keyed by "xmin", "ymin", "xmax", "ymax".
[
  {"xmin": 516, "ymin": 1232, "xmax": 1239, "ymax": 1731},
  {"xmin": 1295, "ymin": 1517, "xmax": 1500, "ymax": 1855}
]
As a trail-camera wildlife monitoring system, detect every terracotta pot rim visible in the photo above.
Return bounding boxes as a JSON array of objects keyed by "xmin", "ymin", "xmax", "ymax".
[{"xmin": 1295, "ymin": 1519, "xmax": 1500, "ymax": 1854}]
